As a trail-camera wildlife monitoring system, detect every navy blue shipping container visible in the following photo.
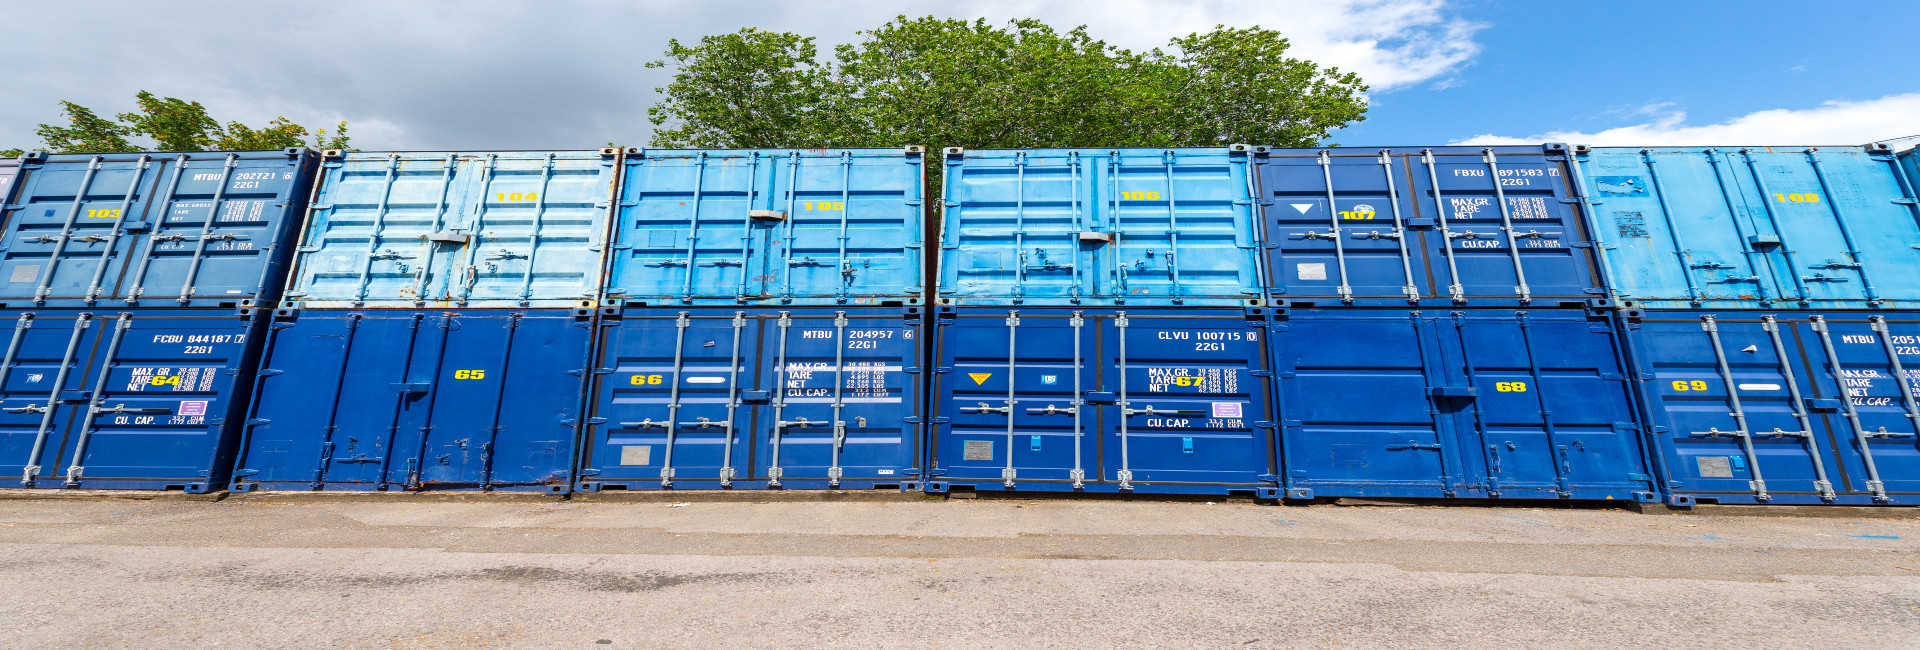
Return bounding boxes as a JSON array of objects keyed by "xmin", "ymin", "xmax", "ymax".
[
  {"xmin": 1577, "ymin": 145, "xmax": 1920, "ymax": 311},
  {"xmin": 576, "ymin": 307, "xmax": 922, "ymax": 491},
  {"xmin": 1258, "ymin": 145, "xmax": 1606, "ymax": 308},
  {"xmin": 1619, "ymin": 310, "xmax": 1920, "ymax": 505},
  {"xmin": 0, "ymin": 150, "xmax": 318, "ymax": 308},
  {"xmin": 1269, "ymin": 308, "xmax": 1656, "ymax": 501},
  {"xmin": 605, "ymin": 148, "xmax": 925, "ymax": 307},
  {"xmin": 926, "ymin": 306, "xmax": 1278, "ymax": 495},
  {"xmin": 282, "ymin": 150, "xmax": 618, "ymax": 309},
  {"xmin": 229, "ymin": 308, "xmax": 594, "ymax": 492},
  {"xmin": 938, "ymin": 147, "xmax": 1266, "ymax": 307},
  {"xmin": 0, "ymin": 308, "xmax": 269, "ymax": 492}
]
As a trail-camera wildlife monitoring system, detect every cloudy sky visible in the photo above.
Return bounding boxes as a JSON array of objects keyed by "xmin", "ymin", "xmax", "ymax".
[{"xmin": 3, "ymin": 0, "xmax": 1915, "ymax": 151}]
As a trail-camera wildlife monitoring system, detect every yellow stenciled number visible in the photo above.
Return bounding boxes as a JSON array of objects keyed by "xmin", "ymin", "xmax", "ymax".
[
  {"xmin": 1772, "ymin": 193, "xmax": 1820, "ymax": 203},
  {"xmin": 454, "ymin": 369, "xmax": 486, "ymax": 379},
  {"xmin": 1495, "ymin": 381, "xmax": 1528, "ymax": 392},
  {"xmin": 86, "ymin": 209, "xmax": 123, "ymax": 219},
  {"xmin": 802, "ymin": 201, "xmax": 846, "ymax": 211},
  {"xmin": 495, "ymin": 192, "xmax": 539, "ymax": 202},
  {"xmin": 1172, "ymin": 377, "xmax": 1203, "ymax": 387},
  {"xmin": 148, "ymin": 376, "xmax": 181, "ymax": 387},
  {"xmin": 629, "ymin": 374, "xmax": 664, "ymax": 385},
  {"xmin": 1338, "ymin": 210, "xmax": 1376, "ymax": 220},
  {"xmin": 1671, "ymin": 380, "xmax": 1709, "ymax": 391},
  {"xmin": 1120, "ymin": 191, "xmax": 1162, "ymax": 201}
]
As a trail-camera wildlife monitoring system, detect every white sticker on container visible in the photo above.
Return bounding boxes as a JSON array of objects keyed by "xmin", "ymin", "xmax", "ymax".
[
  {"xmin": 178, "ymin": 400, "xmax": 209, "ymax": 416},
  {"xmin": 1211, "ymin": 402, "xmax": 1243, "ymax": 418},
  {"xmin": 686, "ymin": 376, "xmax": 725, "ymax": 384},
  {"xmin": 9, "ymin": 264, "xmax": 39, "ymax": 283},
  {"xmin": 1297, "ymin": 263, "xmax": 1327, "ymax": 281},
  {"xmin": 1737, "ymin": 383, "xmax": 1781, "ymax": 391},
  {"xmin": 877, "ymin": 469, "xmax": 894, "ymax": 475},
  {"xmin": 620, "ymin": 445, "xmax": 651, "ymax": 466}
]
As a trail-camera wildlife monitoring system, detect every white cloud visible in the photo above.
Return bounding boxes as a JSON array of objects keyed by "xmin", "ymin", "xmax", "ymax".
[
  {"xmin": 1451, "ymin": 93, "xmax": 1920, "ymax": 147},
  {"xmin": 0, "ymin": 0, "xmax": 1481, "ymax": 150}
]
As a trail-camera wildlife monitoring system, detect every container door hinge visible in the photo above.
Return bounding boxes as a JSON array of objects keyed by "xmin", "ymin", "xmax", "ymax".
[
  {"xmin": 585, "ymin": 417, "xmax": 608, "ymax": 425},
  {"xmin": 233, "ymin": 469, "xmax": 260, "ymax": 478},
  {"xmin": 245, "ymin": 418, "xmax": 271, "ymax": 427},
  {"xmin": 1276, "ymin": 371, "xmax": 1297, "ymax": 378},
  {"xmin": 1628, "ymin": 473, "xmax": 1652, "ymax": 482},
  {"xmin": 1253, "ymin": 421, "xmax": 1277, "ymax": 429},
  {"xmin": 257, "ymin": 369, "xmax": 284, "ymax": 377},
  {"xmin": 577, "ymin": 469, "xmax": 602, "ymax": 477},
  {"xmin": 931, "ymin": 416, "xmax": 952, "ymax": 424},
  {"xmin": 1249, "ymin": 370, "xmax": 1272, "ymax": 378},
  {"xmin": 904, "ymin": 416, "xmax": 924, "ymax": 424},
  {"xmin": 904, "ymin": 366, "xmax": 922, "ymax": 374},
  {"xmin": 934, "ymin": 366, "xmax": 952, "ymax": 374},
  {"xmin": 1895, "ymin": 198, "xmax": 1918, "ymax": 205},
  {"xmin": 591, "ymin": 367, "xmax": 614, "ymax": 375}
]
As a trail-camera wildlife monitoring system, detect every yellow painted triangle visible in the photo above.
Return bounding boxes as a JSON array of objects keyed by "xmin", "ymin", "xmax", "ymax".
[{"xmin": 968, "ymin": 372, "xmax": 993, "ymax": 385}]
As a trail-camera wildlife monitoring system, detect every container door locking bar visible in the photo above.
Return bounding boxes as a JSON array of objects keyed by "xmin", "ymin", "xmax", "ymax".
[
  {"xmin": 30, "ymin": 157, "xmax": 104, "ymax": 305},
  {"xmin": 175, "ymin": 154, "xmax": 240, "ymax": 305},
  {"xmin": 1811, "ymin": 316, "xmax": 1894, "ymax": 501},
  {"xmin": 1740, "ymin": 149, "xmax": 1814, "ymax": 304},
  {"xmin": 1642, "ymin": 150, "xmax": 1710, "ymax": 305},
  {"xmin": 766, "ymin": 312, "xmax": 793, "ymax": 486},
  {"xmin": 1696, "ymin": 315, "xmax": 1772, "ymax": 500},
  {"xmin": 715, "ymin": 312, "xmax": 746, "ymax": 485},
  {"xmin": 657, "ymin": 312, "xmax": 692, "ymax": 487},
  {"xmin": 1376, "ymin": 150, "xmax": 1420, "ymax": 303},
  {"xmin": 1001, "ymin": 311, "xmax": 1019, "ymax": 486},
  {"xmin": 1317, "ymin": 151, "xmax": 1353, "ymax": 303},
  {"xmin": 1482, "ymin": 149, "xmax": 1532, "ymax": 304},
  {"xmin": 123, "ymin": 156, "xmax": 190, "ymax": 304},
  {"xmin": 1422, "ymin": 150, "xmax": 1468, "ymax": 303},
  {"xmin": 15, "ymin": 315, "xmax": 92, "ymax": 484},
  {"xmin": 826, "ymin": 312, "xmax": 849, "ymax": 486},
  {"xmin": 80, "ymin": 155, "xmax": 149, "ymax": 304},
  {"xmin": 65, "ymin": 314, "xmax": 147, "ymax": 485},
  {"xmin": 407, "ymin": 154, "xmax": 459, "ymax": 302},
  {"xmin": 1759, "ymin": 316, "xmax": 1835, "ymax": 499},
  {"xmin": 512, "ymin": 153, "xmax": 558, "ymax": 306}
]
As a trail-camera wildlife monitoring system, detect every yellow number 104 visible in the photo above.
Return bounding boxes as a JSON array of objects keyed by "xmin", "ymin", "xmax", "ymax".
[{"xmin": 496, "ymin": 193, "xmax": 539, "ymax": 202}]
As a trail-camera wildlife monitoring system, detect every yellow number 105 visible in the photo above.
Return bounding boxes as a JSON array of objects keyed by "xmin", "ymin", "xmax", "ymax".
[
  {"xmin": 1671, "ymin": 380, "xmax": 1709, "ymax": 391},
  {"xmin": 454, "ymin": 369, "xmax": 485, "ymax": 379}
]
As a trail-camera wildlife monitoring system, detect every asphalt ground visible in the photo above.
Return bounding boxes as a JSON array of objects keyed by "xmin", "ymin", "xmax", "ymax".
[{"xmin": 0, "ymin": 493, "xmax": 1915, "ymax": 648}]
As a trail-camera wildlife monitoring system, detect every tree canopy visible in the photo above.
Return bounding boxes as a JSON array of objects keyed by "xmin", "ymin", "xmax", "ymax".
[
  {"xmin": 5, "ymin": 91, "xmax": 350, "ymax": 157},
  {"xmin": 646, "ymin": 17, "xmax": 1369, "ymax": 150}
]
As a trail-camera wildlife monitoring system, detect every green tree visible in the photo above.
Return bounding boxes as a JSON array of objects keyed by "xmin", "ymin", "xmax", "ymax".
[
  {"xmin": 646, "ymin": 17, "xmax": 1368, "ymax": 150},
  {"xmin": 10, "ymin": 91, "xmax": 352, "ymax": 155}
]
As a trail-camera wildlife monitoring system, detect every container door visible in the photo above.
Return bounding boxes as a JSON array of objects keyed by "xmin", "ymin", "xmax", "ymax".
[
  {"xmin": 1102, "ymin": 312, "xmax": 1271, "ymax": 486},
  {"xmin": 938, "ymin": 152, "xmax": 1099, "ymax": 302},
  {"xmin": 127, "ymin": 153, "xmax": 308, "ymax": 306},
  {"xmin": 288, "ymin": 154, "xmax": 459, "ymax": 304},
  {"xmin": 1797, "ymin": 315, "xmax": 1920, "ymax": 500},
  {"xmin": 1259, "ymin": 151, "xmax": 1427, "ymax": 303},
  {"xmin": 440, "ymin": 152, "xmax": 615, "ymax": 305},
  {"xmin": 589, "ymin": 310, "xmax": 761, "ymax": 486},
  {"xmin": 407, "ymin": 312, "xmax": 587, "ymax": 489},
  {"xmin": 610, "ymin": 153, "xmax": 774, "ymax": 304},
  {"xmin": 1631, "ymin": 315, "xmax": 1847, "ymax": 503},
  {"xmin": 1096, "ymin": 150, "xmax": 1260, "ymax": 304},
  {"xmin": 0, "ymin": 156, "xmax": 160, "ymax": 305},
  {"xmin": 1733, "ymin": 149, "xmax": 1920, "ymax": 309},
  {"xmin": 756, "ymin": 310, "xmax": 919, "ymax": 486},
  {"xmin": 937, "ymin": 310, "xmax": 1098, "ymax": 487},
  {"xmin": 1410, "ymin": 148, "xmax": 1599, "ymax": 305},
  {"xmin": 1438, "ymin": 311, "xmax": 1649, "ymax": 499},
  {"xmin": 1273, "ymin": 312, "xmax": 1464, "ymax": 497},
  {"xmin": 1579, "ymin": 149, "xmax": 1777, "ymax": 307},
  {"xmin": 766, "ymin": 151, "xmax": 923, "ymax": 304},
  {"xmin": 0, "ymin": 312, "xmax": 101, "ymax": 484}
]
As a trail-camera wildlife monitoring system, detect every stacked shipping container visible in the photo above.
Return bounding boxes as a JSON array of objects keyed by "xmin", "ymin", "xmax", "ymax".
[
  {"xmin": 228, "ymin": 150, "xmax": 617, "ymax": 493},
  {"xmin": 0, "ymin": 148, "xmax": 317, "ymax": 492},
  {"xmin": 573, "ymin": 147, "xmax": 928, "ymax": 491},
  {"xmin": 1577, "ymin": 144, "xmax": 1920, "ymax": 505}
]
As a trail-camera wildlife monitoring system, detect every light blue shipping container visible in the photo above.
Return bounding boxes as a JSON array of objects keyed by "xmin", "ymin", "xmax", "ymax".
[
  {"xmin": 937, "ymin": 146, "xmax": 1265, "ymax": 307},
  {"xmin": 603, "ymin": 148, "xmax": 926, "ymax": 307},
  {"xmin": 283, "ymin": 149, "xmax": 619, "ymax": 309},
  {"xmin": 1576, "ymin": 144, "xmax": 1920, "ymax": 310}
]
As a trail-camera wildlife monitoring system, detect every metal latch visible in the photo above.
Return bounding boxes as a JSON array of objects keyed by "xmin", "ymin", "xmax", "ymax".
[
  {"xmin": 1429, "ymin": 386, "xmax": 1477, "ymax": 398},
  {"xmin": 427, "ymin": 232, "xmax": 472, "ymax": 244},
  {"xmin": 1077, "ymin": 231, "xmax": 1112, "ymax": 243},
  {"xmin": 739, "ymin": 390, "xmax": 771, "ymax": 405},
  {"xmin": 1082, "ymin": 392, "xmax": 1117, "ymax": 404},
  {"xmin": 748, "ymin": 210, "xmax": 786, "ymax": 222}
]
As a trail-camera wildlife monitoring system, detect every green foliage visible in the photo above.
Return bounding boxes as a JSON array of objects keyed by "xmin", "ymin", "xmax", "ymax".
[
  {"xmin": 646, "ymin": 17, "xmax": 1369, "ymax": 150},
  {"xmin": 13, "ymin": 91, "xmax": 353, "ymax": 154}
]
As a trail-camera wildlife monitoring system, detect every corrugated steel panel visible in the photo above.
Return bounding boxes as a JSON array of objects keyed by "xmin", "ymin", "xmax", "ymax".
[
  {"xmin": 576, "ymin": 307, "xmax": 923, "ymax": 490},
  {"xmin": 604, "ymin": 148, "xmax": 926, "ymax": 307},
  {"xmin": 1270, "ymin": 308, "xmax": 1656, "ymax": 501},
  {"xmin": 229, "ymin": 308, "xmax": 594, "ymax": 493},
  {"xmin": 937, "ymin": 147, "xmax": 1265, "ymax": 307},
  {"xmin": 0, "ymin": 308, "xmax": 268, "ymax": 492},
  {"xmin": 1576, "ymin": 145, "xmax": 1920, "ymax": 310},
  {"xmin": 927, "ymin": 306, "xmax": 1278, "ymax": 495},
  {"xmin": 1619, "ymin": 309, "xmax": 1920, "ymax": 506},
  {"xmin": 0, "ymin": 150, "xmax": 318, "ymax": 308},
  {"xmin": 283, "ymin": 150, "xmax": 618, "ymax": 309},
  {"xmin": 1259, "ymin": 144, "xmax": 1606, "ymax": 308}
]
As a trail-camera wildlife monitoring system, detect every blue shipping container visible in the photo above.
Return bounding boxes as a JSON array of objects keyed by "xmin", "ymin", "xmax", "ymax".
[
  {"xmin": 927, "ymin": 306, "xmax": 1278, "ymax": 496},
  {"xmin": 0, "ymin": 308, "xmax": 268, "ymax": 492},
  {"xmin": 1270, "ymin": 308, "xmax": 1656, "ymax": 501},
  {"xmin": 605, "ymin": 148, "xmax": 925, "ymax": 307},
  {"xmin": 0, "ymin": 149, "xmax": 318, "ymax": 308},
  {"xmin": 230, "ymin": 308, "xmax": 594, "ymax": 492},
  {"xmin": 1259, "ymin": 144, "xmax": 1606, "ymax": 308},
  {"xmin": 1576, "ymin": 145, "xmax": 1920, "ymax": 310},
  {"xmin": 576, "ymin": 307, "xmax": 922, "ymax": 491},
  {"xmin": 938, "ymin": 147, "xmax": 1265, "ymax": 307},
  {"xmin": 283, "ymin": 150, "xmax": 618, "ymax": 309},
  {"xmin": 1619, "ymin": 310, "xmax": 1920, "ymax": 505},
  {"xmin": 0, "ymin": 157, "xmax": 19, "ymax": 206}
]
